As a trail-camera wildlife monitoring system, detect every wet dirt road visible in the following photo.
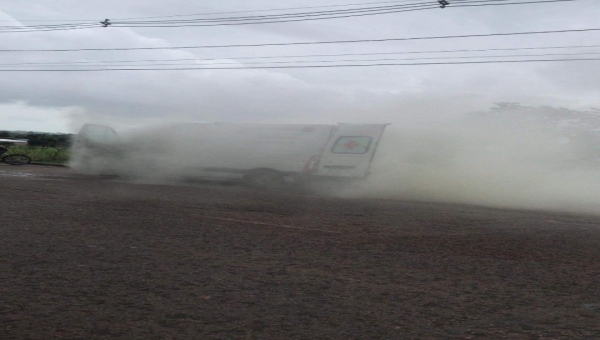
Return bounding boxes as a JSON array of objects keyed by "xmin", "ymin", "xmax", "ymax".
[{"xmin": 1, "ymin": 164, "xmax": 600, "ymax": 339}]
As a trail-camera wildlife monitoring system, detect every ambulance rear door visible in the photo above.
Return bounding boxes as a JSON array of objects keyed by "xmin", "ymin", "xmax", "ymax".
[{"xmin": 316, "ymin": 124, "xmax": 388, "ymax": 178}]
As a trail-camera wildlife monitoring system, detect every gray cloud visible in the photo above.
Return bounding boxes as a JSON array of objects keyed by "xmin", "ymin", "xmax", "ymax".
[{"xmin": 0, "ymin": 0, "xmax": 599, "ymax": 132}]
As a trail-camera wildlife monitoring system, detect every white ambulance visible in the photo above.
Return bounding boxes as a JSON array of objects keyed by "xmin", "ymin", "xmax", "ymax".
[{"xmin": 73, "ymin": 123, "xmax": 388, "ymax": 187}]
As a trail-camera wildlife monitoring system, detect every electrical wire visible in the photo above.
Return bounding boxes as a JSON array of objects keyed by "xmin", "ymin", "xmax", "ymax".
[
  {"xmin": 117, "ymin": 0, "xmax": 434, "ymax": 20},
  {"xmin": 2, "ymin": 43, "xmax": 599, "ymax": 66},
  {"xmin": 0, "ymin": 0, "xmax": 578, "ymax": 32},
  {"xmin": 0, "ymin": 57, "xmax": 599, "ymax": 71},
  {"xmin": 115, "ymin": 1, "xmax": 441, "ymax": 23},
  {"xmin": 2, "ymin": 51, "xmax": 600, "ymax": 68},
  {"xmin": 0, "ymin": 0, "xmax": 440, "ymax": 22},
  {"xmin": 0, "ymin": 0, "xmax": 457, "ymax": 32},
  {"xmin": 3, "ymin": 27, "xmax": 600, "ymax": 52},
  {"xmin": 113, "ymin": 1, "xmax": 465, "ymax": 24},
  {"xmin": 0, "ymin": 23, "xmax": 98, "ymax": 33},
  {"xmin": 111, "ymin": 0, "xmax": 575, "ymax": 28},
  {"xmin": 0, "ymin": 0, "xmax": 466, "ymax": 32}
]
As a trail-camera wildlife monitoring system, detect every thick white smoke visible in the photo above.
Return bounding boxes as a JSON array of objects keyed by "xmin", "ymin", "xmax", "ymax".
[
  {"xmin": 70, "ymin": 104, "xmax": 600, "ymax": 215},
  {"xmin": 343, "ymin": 122, "xmax": 600, "ymax": 214}
]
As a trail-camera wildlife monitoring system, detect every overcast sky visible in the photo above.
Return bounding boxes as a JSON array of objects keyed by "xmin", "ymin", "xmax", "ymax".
[{"xmin": 0, "ymin": 0, "xmax": 598, "ymax": 133}]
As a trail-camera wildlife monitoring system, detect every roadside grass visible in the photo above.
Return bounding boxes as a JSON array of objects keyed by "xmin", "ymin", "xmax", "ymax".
[{"xmin": 5, "ymin": 145, "xmax": 70, "ymax": 164}]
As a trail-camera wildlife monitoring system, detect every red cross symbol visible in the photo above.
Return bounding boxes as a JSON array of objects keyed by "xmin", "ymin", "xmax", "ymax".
[{"xmin": 343, "ymin": 140, "xmax": 359, "ymax": 150}]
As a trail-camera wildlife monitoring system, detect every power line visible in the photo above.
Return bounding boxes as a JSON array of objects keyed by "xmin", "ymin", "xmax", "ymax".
[
  {"xmin": 0, "ymin": 23, "xmax": 96, "ymax": 29},
  {"xmin": 0, "ymin": 0, "xmax": 465, "ymax": 32},
  {"xmin": 3, "ymin": 27, "xmax": 600, "ymax": 52},
  {"xmin": 117, "ymin": 0, "xmax": 432, "ymax": 20},
  {"xmin": 0, "ymin": 57, "xmax": 599, "ymax": 71},
  {"xmin": 2, "ymin": 43, "xmax": 599, "ymax": 66},
  {"xmin": 123, "ymin": 0, "xmax": 570, "ymax": 23},
  {"xmin": 113, "ymin": 0, "xmax": 438, "ymax": 27},
  {"xmin": 0, "ymin": 0, "xmax": 550, "ymax": 23},
  {"xmin": 113, "ymin": 0, "xmax": 471, "ymax": 24},
  {"xmin": 0, "ymin": 0, "xmax": 577, "ymax": 32},
  {"xmin": 116, "ymin": 0, "xmax": 441, "ymax": 23},
  {"xmin": 0, "ymin": 0, "xmax": 437, "ymax": 22},
  {"xmin": 0, "ymin": 23, "xmax": 98, "ymax": 33},
  {"xmin": 0, "ymin": 0, "xmax": 471, "ymax": 31},
  {"xmin": 3, "ymin": 51, "xmax": 600, "ymax": 68},
  {"xmin": 111, "ymin": 0, "xmax": 576, "ymax": 28}
]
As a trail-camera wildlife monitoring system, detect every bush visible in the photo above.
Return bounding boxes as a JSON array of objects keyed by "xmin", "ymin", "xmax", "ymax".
[{"xmin": 6, "ymin": 145, "xmax": 70, "ymax": 164}]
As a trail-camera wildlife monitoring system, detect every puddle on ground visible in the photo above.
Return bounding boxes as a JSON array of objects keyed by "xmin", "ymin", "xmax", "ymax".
[
  {"xmin": 0, "ymin": 170, "xmax": 36, "ymax": 178},
  {"xmin": 0, "ymin": 170, "xmax": 71, "ymax": 181}
]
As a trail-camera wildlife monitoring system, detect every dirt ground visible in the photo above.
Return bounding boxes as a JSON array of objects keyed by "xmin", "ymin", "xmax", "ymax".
[{"xmin": 1, "ymin": 164, "xmax": 599, "ymax": 339}]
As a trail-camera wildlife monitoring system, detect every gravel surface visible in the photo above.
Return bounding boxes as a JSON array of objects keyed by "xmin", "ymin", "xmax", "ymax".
[{"xmin": 1, "ymin": 164, "xmax": 600, "ymax": 339}]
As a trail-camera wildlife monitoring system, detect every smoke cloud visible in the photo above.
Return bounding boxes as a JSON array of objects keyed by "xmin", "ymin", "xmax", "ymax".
[
  {"xmin": 343, "ymin": 117, "xmax": 600, "ymax": 215},
  {"xmin": 70, "ymin": 102, "xmax": 600, "ymax": 215}
]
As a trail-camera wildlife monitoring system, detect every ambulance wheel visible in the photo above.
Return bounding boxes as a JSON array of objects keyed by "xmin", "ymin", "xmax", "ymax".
[
  {"xmin": 2, "ymin": 154, "xmax": 31, "ymax": 165},
  {"xmin": 244, "ymin": 170, "xmax": 284, "ymax": 190}
]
